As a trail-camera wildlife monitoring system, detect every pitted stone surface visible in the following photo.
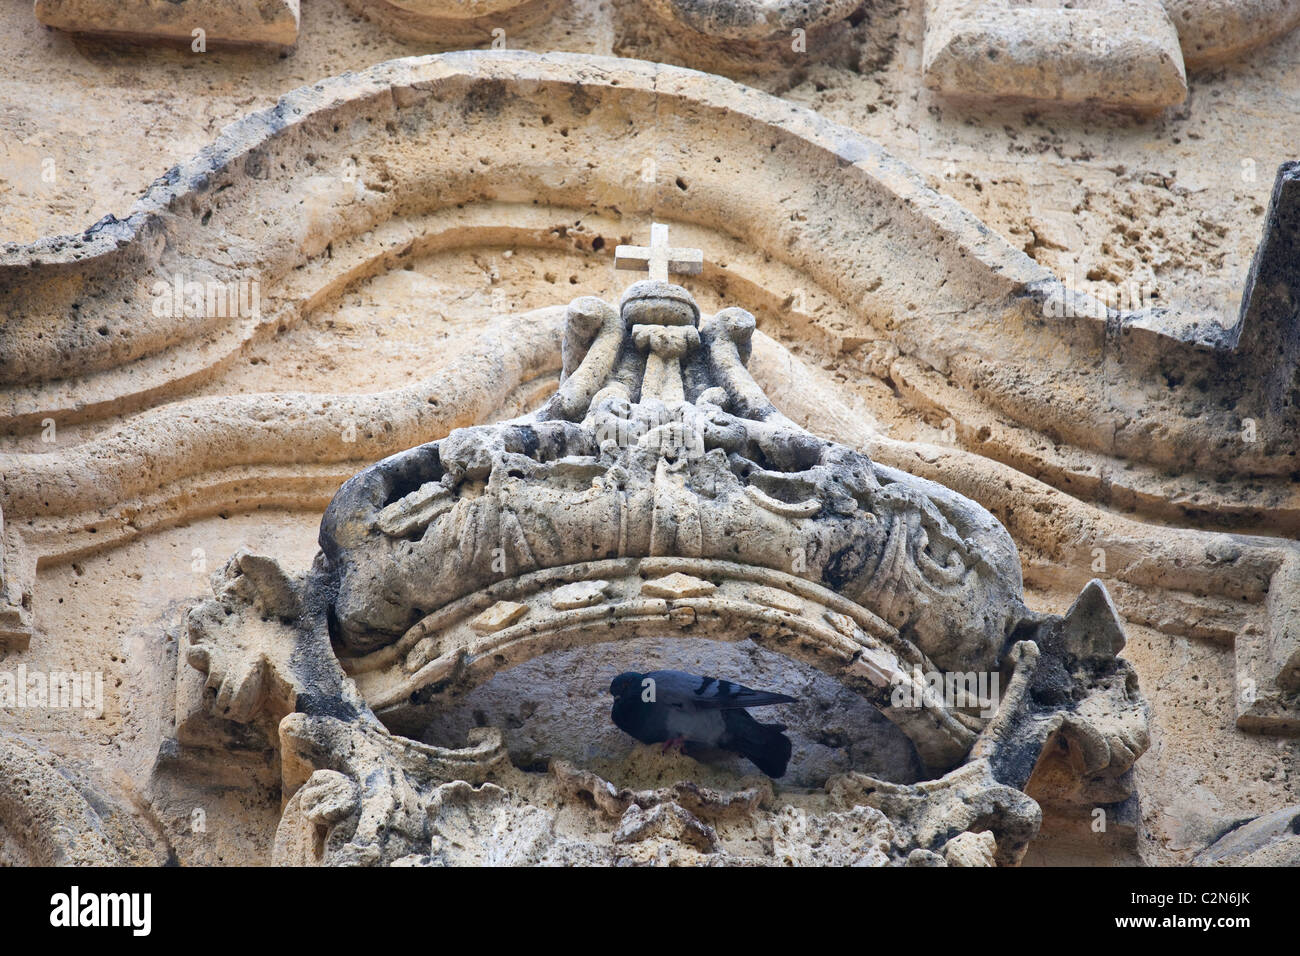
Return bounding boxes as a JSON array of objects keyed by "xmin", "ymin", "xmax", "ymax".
[
  {"xmin": 923, "ymin": 0, "xmax": 1187, "ymax": 109},
  {"xmin": 0, "ymin": 39, "xmax": 1295, "ymax": 869}
]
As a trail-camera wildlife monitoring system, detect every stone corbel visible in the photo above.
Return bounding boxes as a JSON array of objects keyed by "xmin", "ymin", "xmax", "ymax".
[
  {"xmin": 972, "ymin": 580, "xmax": 1151, "ymax": 806},
  {"xmin": 177, "ymin": 547, "xmax": 514, "ymax": 865},
  {"xmin": 826, "ymin": 759, "xmax": 1042, "ymax": 866},
  {"xmin": 274, "ymin": 714, "xmax": 509, "ymax": 865}
]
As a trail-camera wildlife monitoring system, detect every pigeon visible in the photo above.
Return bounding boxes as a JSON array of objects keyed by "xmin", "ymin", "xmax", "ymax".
[{"xmin": 608, "ymin": 669, "xmax": 797, "ymax": 778}]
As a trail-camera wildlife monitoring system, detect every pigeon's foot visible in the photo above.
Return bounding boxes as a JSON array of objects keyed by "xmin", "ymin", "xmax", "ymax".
[{"xmin": 661, "ymin": 736, "xmax": 686, "ymax": 754}]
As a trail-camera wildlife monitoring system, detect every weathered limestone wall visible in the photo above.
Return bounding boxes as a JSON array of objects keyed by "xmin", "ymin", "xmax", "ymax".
[{"xmin": 0, "ymin": 0, "xmax": 1296, "ymax": 866}]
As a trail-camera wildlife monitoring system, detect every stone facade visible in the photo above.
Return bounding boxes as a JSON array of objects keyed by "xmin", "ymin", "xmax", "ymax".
[{"xmin": 0, "ymin": 0, "xmax": 1297, "ymax": 867}]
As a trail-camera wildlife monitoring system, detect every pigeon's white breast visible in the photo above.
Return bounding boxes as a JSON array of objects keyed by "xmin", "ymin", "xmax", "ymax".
[{"xmin": 665, "ymin": 707, "xmax": 726, "ymax": 745}]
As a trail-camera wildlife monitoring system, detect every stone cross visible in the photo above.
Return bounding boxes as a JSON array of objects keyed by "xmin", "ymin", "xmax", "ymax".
[{"xmin": 614, "ymin": 222, "xmax": 703, "ymax": 284}]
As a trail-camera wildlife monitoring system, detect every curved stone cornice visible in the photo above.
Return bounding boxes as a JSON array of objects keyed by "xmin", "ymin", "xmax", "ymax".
[{"xmin": 0, "ymin": 50, "xmax": 1293, "ymax": 482}]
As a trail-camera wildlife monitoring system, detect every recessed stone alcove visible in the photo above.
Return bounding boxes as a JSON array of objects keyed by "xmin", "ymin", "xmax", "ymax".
[{"xmin": 415, "ymin": 635, "xmax": 926, "ymax": 789}]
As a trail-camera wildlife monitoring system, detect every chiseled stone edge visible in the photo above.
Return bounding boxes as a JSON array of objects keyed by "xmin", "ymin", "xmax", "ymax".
[{"xmin": 922, "ymin": 0, "xmax": 1187, "ymax": 110}]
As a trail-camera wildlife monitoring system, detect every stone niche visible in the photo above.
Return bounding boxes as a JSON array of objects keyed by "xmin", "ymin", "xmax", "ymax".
[{"xmin": 1, "ymin": 50, "xmax": 1298, "ymax": 867}]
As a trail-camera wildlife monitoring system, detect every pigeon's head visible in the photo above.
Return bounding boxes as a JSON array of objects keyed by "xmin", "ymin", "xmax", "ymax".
[{"xmin": 609, "ymin": 672, "xmax": 643, "ymax": 698}]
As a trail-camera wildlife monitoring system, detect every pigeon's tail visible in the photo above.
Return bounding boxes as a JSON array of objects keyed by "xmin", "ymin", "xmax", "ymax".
[{"xmin": 727, "ymin": 711, "xmax": 792, "ymax": 778}]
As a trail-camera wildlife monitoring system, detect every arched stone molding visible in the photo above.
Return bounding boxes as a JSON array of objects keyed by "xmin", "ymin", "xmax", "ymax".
[
  {"xmin": 346, "ymin": 556, "xmax": 980, "ymax": 773},
  {"xmin": 1, "ymin": 54, "xmax": 1293, "ymax": 490}
]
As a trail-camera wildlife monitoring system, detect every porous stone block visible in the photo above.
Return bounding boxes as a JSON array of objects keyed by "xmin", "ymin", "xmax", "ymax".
[
  {"xmin": 470, "ymin": 600, "xmax": 529, "ymax": 634},
  {"xmin": 1165, "ymin": 0, "xmax": 1300, "ymax": 69},
  {"xmin": 922, "ymin": 0, "xmax": 1188, "ymax": 110},
  {"xmin": 34, "ymin": 0, "xmax": 301, "ymax": 49},
  {"xmin": 641, "ymin": 573, "xmax": 717, "ymax": 599}
]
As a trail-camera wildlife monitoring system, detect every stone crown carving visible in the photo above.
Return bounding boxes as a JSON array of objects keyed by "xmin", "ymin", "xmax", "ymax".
[
  {"xmin": 322, "ymin": 277, "xmax": 1026, "ymax": 673},
  {"xmin": 178, "ymin": 229, "xmax": 1151, "ymax": 866},
  {"xmin": 309, "ymin": 263, "xmax": 1147, "ymax": 788}
]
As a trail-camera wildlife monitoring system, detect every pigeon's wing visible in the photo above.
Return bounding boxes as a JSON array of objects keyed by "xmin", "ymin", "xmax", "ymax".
[{"xmin": 647, "ymin": 670, "xmax": 797, "ymax": 710}]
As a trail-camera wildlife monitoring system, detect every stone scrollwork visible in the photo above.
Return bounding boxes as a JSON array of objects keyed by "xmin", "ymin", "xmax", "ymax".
[{"xmin": 177, "ymin": 228, "xmax": 1151, "ymax": 865}]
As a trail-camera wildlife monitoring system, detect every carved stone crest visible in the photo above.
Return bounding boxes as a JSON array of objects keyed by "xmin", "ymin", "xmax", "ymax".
[{"xmin": 181, "ymin": 226, "xmax": 1150, "ymax": 866}]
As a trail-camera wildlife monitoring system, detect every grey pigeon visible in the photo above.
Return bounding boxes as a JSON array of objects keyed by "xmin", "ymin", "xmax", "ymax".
[{"xmin": 608, "ymin": 669, "xmax": 797, "ymax": 778}]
